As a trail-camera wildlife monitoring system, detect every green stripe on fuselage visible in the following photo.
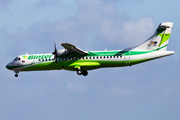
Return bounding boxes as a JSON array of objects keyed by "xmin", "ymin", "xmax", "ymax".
[
  {"xmin": 20, "ymin": 57, "xmax": 160, "ymax": 72},
  {"xmin": 14, "ymin": 45, "xmax": 167, "ymax": 71}
]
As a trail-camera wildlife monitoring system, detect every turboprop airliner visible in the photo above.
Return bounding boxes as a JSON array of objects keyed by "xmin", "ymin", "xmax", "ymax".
[{"xmin": 6, "ymin": 22, "xmax": 174, "ymax": 77}]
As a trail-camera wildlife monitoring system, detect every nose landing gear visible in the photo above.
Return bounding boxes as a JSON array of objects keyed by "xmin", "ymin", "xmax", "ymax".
[{"xmin": 14, "ymin": 71, "xmax": 19, "ymax": 77}]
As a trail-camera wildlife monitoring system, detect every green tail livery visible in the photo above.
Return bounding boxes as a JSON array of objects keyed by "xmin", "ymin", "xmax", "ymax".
[{"xmin": 6, "ymin": 22, "xmax": 174, "ymax": 77}]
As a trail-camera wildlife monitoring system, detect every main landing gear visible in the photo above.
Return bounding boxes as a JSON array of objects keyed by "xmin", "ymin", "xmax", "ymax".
[
  {"xmin": 14, "ymin": 71, "xmax": 19, "ymax": 77},
  {"xmin": 76, "ymin": 69, "xmax": 88, "ymax": 76}
]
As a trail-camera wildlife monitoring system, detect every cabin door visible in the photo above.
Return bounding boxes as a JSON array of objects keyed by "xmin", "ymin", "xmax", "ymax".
[{"xmin": 124, "ymin": 51, "xmax": 131, "ymax": 65}]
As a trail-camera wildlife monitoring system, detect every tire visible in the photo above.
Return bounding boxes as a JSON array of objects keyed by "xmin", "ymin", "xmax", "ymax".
[
  {"xmin": 15, "ymin": 74, "xmax": 18, "ymax": 77},
  {"xmin": 82, "ymin": 71, "xmax": 88, "ymax": 76},
  {"xmin": 77, "ymin": 70, "xmax": 82, "ymax": 75}
]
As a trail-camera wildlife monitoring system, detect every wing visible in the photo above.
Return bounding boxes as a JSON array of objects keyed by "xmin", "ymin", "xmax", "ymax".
[{"xmin": 61, "ymin": 43, "xmax": 89, "ymax": 55}]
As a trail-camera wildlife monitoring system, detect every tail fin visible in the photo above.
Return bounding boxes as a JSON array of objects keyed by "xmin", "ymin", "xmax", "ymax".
[{"xmin": 133, "ymin": 22, "xmax": 173, "ymax": 51}]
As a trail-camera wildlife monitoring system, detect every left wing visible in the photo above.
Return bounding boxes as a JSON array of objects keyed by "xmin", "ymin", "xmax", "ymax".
[{"xmin": 61, "ymin": 43, "xmax": 89, "ymax": 55}]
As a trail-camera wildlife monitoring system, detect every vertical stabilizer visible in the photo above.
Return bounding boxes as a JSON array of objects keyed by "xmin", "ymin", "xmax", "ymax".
[{"xmin": 133, "ymin": 22, "xmax": 173, "ymax": 51}]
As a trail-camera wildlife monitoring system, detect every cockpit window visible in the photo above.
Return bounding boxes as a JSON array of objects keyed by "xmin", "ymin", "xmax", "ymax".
[{"xmin": 13, "ymin": 57, "xmax": 21, "ymax": 61}]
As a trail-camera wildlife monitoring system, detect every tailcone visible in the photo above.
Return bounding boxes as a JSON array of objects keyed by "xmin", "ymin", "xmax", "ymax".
[
  {"xmin": 164, "ymin": 51, "xmax": 174, "ymax": 56},
  {"xmin": 152, "ymin": 51, "xmax": 174, "ymax": 59}
]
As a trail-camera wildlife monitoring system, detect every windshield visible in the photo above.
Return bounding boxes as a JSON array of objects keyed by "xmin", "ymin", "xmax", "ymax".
[{"xmin": 13, "ymin": 57, "xmax": 21, "ymax": 61}]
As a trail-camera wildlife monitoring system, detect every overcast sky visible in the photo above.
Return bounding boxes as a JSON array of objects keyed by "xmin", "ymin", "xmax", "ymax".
[{"xmin": 1, "ymin": 0, "xmax": 180, "ymax": 120}]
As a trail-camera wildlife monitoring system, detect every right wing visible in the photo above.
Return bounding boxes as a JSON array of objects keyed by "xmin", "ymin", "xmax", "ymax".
[{"xmin": 61, "ymin": 43, "xmax": 89, "ymax": 55}]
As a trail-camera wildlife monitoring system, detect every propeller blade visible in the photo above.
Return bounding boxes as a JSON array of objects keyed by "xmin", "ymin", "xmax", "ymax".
[
  {"xmin": 54, "ymin": 43, "xmax": 57, "ymax": 51},
  {"xmin": 52, "ymin": 43, "xmax": 57, "ymax": 55},
  {"xmin": 52, "ymin": 43, "xmax": 58, "ymax": 66}
]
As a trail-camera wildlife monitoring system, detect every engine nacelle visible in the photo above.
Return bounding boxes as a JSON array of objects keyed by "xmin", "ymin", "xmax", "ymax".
[{"xmin": 56, "ymin": 49, "xmax": 69, "ymax": 56}]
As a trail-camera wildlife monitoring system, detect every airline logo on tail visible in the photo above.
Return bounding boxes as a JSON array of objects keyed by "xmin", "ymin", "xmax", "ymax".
[{"xmin": 158, "ymin": 33, "xmax": 171, "ymax": 47}]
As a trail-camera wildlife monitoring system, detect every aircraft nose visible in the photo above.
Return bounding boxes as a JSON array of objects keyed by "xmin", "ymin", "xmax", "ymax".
[
  {"xmin": 6, "ymin": 62, "xmax": 13, "ymax": 70},
  {"xmin": 6, "ymin": 63, "xmax": 11, "ymax": 69}
]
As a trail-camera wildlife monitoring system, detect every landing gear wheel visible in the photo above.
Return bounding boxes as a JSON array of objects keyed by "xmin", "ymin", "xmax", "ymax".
[
  {"xmin": 77, "ymin": 69, "xmax": 82, "ymax": 75},
  {"xmin": 82, "ymin": 71, "xmax": 88, "ymax": 76},
  {"xmin": 15, "ymin": 74, "xmax": 18, "ymax": 77}
]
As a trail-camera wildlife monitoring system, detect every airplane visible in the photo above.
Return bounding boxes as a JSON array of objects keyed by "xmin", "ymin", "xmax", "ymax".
[{"xmin": 6, "ymin": 22, "xmax": 174, "ymax": 77}]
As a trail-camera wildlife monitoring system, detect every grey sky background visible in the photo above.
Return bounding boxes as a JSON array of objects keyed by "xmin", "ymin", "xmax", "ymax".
[{"xmin": 1, "ymin": 0, "xmax": 180, "ymax": 120}]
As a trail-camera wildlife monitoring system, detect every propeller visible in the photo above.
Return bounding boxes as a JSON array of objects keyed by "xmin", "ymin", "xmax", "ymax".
[{"xmin": 52, "ymin": 43, "xmax": 58, "ymax": 65}]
